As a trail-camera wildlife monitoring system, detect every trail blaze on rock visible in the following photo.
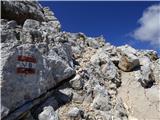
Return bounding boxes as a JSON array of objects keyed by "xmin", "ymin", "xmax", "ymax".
[
  {"xmin": 17, "ymin": 55, "xmax": 37, "ymax": 63},
  {"xmin": 16, "ymin": 55, "xmax": 36, "ymax": 74}
]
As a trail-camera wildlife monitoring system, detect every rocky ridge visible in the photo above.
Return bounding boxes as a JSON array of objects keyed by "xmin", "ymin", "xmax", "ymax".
[{"xmin": 1, "ymin": 1, "xmax": 160, "ymax": 120}]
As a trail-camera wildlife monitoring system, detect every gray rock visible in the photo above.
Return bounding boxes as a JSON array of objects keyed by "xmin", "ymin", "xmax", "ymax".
[
  {"xmin": 68, "ymin": 107, "xmax": 83, "ymax": 119},
  {"xmin": 72, "ymin": 92, "xmax": 85, "ymax": 104},
  {"xmin": 1, "ymin": 43, "xmax": 75, "ymax": 118},
  {"xmin": 23, "ymin": 19, "xmax": 40, "ymax": 31},
  {"xmin": 6, "ymin": 20, "xmax": 17, "ymax": 29},
  {"xmin": 38, "ymin": 106, "xmax": 59, "ymax": 120},
  {"xmin": 92, "ymin": 94, "xmax": 111, "ymax": 111},
  {"xmin": 47, "ymin": 45, "xmax": 75, "ymax": 82},
  {"xmin": 139, "ymin": 50, "xmax": 158, "ymax": 61},
  {"xmin": 59, "ymin": 88, "xmax": 73, "ymax": 98},
  {"xmin": 69, "ymin": 74, "xmax": 84, "ymax": 90},
  {"xmin": 91, "ymin": 85, "xmax": 111, "ymax": 111},
  {"xmin": 152, "ymin": 59, "xmax": 160, "ymax": 85},
  {"xmin": 21, "ymin": 19, "xmax": 42, "ymax": 43},
  {"xmin": 139, "ymin": 56, "xmax": 151, "ymax": 66},
  {"xmin": 1, "ymin": 29, "xmax": 19, "ymax": 43},
  {"xmin": 139, "ymin": 65, "xmax": 155, "ymax": 88},
  {"xmin": 118, "ymin": 53, "xmax": 140, "ymax": 72},
  {"xmin": 86, "ymin": 36, "xmax": 105, "ymax": 49},
  {"xmin": 1, "ymin": 105, "xmax": 10, "ymax": 119},
  {"xmin": 32, "ymin": 96, "xmax": 59, "ymax": 118},
  {"xmin": 1, "ymin": 1, "xmax": 45, "ymax": 24},
  {"xmin": 117, "ymin": 45, "xmax": 138, "ymax": 55},
  {"xmin": 90, "ymin": 48, "xmax": 121, "ymax": 86}
]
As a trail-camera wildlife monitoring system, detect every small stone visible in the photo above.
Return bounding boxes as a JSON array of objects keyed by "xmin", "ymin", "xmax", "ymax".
[
  {"xmin": 38, "ymin": 106, "xmax": 59, "ymax": 120},
  {"xmin": 68, "ymin": 107, "xmax": 83, "ymax": 119},
  {"xmin": 69, "ymin": 74, "xmax": 84, "ymax": 90},
  {"xmin": 6, "ymin": 20, "xmax": 17, "ymax": 29},
  {"xmin": 72, "ymin": 92, "xmax": 84, "ymax": 103}
]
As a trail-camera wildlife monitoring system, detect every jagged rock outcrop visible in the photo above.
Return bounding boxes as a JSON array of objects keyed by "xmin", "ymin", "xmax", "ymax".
[
  {"xmin": 1, "ymin": 1, "xmax": 160, "ymax": 120},
  {"xmin": 1, "ymin": 1, "xmax": 45, "ymax": 24}
]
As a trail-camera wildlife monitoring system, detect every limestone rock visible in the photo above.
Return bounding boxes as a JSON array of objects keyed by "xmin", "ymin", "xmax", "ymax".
[
  {"xmin": 23, "ymin": 19, "xmax": 40, "ymax": 31},
  {"xmin": 68, "ymin": 107, "xmax": 83, "ymax": 119},
  {"xmin": 92, "ymin": 94, "xmax": 111, "ymax": 111},
  {"xmin": 139, "ymin": 56, "xmax": 151, "ymax": 66},
  {"xmin": 1, "ymin": 1, "xmax": 45, "ymax": 24},
  {"xmin": 139, "ymin": 65, "xmax": 155, "ymax": 88},
  {"xmin": 1, "ymin": 105, "xmax": 10, "ymax": 119},
  {"xmin": 43, "ymin": 7, "xmax": 61, "ymax": 32},
  {"xmin": 118, "ymin": 71, "xmax": 160, "ymax": 120},
  {"xmin": 69, "ymin": 74, "xmax": 84, "ymax": 90},
  {"xmin": 90, "ymin": 48, "xmax": 121, "ymax": 86},
  {"xmin": 1, "ymin": 43, "xmax": 75, "ymax": 118},
  {"xmin": 139, "ymin": 50, "xmax": 158, "ymax": 61},
  {"xmin": 118, "ymin": 53, "xmax": 140, "ymax": 72},
  {"xmin": 152, "ymin": 59, "xmax": 160, "ymax": 85},
  {"xmin": 38, "ymin": 106, "xmax": 59, "ymax": 120},
  {"xmin": 91, "ymin": 85, "xmax": 111, "ymax": 111},
  {"xmin": 1, "ymin": 1, "xmax": 160, "ymax": 120},
  {"xmin": 6, "ymin": 20, "xmax": 17, "ymax": 29},
  {"xmin": 117, "ymin": 45, "xmax": 138, "ymax": 55}
]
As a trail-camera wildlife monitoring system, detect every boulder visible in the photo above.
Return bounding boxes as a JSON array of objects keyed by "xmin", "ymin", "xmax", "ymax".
[
  {"xmin": 38, "ymin": 106, "xmax": 59, "ymax": 120},
  {"xmin": 118, "ymin": 53, "xmax": 140, "ymax": 72},
  {"xmin": 138, "ymin": 65, "xmax": 155, "ymax": 88},
  {"xmin": 1, "ymin": 1, "xmax": 45, "ymax": 24},
  {"xmin": 1, "ymin": 43, "xmax": 75, "ymax": 118},
  {"xmin": 23, "ymin": 19, "xmax": 40, "ymax": 31},
  {"xmin": 21, "ymin": 19, "xmax": 42, "ymax": 43}
]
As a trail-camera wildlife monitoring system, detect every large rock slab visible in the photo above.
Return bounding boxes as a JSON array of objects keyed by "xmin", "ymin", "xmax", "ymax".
[
  {"xmin": 1, "ymin": 1, "xmax": 45, "ymax": 24},
  {"xmin": 1, "ymin": 43, "xmax": 75, "ymax": 118},
  {"xmin": 118, "ymin": 71, "xmax": 160, "ymax": 120}
]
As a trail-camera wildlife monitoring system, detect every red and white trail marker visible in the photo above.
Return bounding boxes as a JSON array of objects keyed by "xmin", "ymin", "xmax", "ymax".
[{"xmin": 16, "ymin": 55, "xmax": 36, "ymax": 74}]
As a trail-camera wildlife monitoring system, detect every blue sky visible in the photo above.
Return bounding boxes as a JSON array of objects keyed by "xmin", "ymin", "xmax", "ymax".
[{"xmin": 40, "ymin": 1, "xmax": 160, "ymax": 54}]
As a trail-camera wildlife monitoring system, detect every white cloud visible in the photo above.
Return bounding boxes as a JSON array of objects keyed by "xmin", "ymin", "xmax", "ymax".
[{"xmin": 132, "ymin": 4, "xmax": 160, "ymax": 47}]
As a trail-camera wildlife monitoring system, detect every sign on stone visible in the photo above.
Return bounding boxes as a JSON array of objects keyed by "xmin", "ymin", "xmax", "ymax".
[{"xmin": 16, "ymin": 55, "xmax": 36, "ymax": 74}]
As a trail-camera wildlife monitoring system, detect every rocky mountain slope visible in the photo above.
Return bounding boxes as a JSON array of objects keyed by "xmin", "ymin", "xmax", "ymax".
[{"xmin": 1, "ymin": 1, "xmax": 160, "ymax": 120}]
